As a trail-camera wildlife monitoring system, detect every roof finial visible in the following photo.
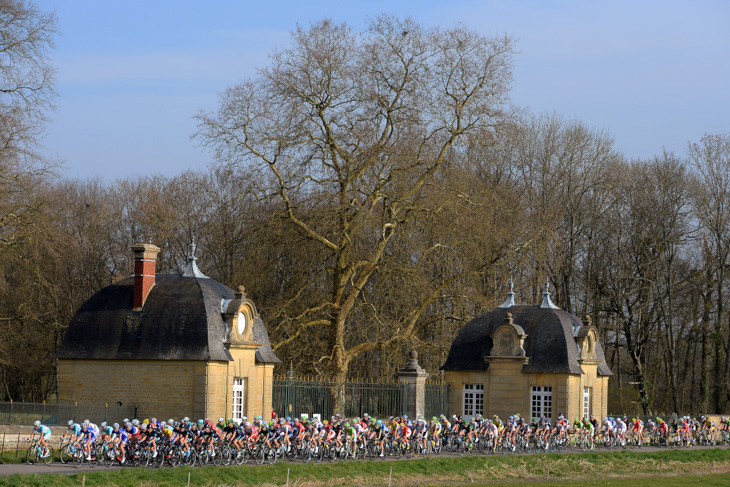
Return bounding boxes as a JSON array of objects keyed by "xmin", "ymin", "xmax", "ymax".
[
  {"xmin": 540, "ymin": 278, "xmax": 559, "ymax": 309},
  {"xmin": 498, "ymin": 276, "xmax": 517, "ymax": 308},
  {"xmin": 182, "ymin": 234, "xmax": 209, "ymax": 279}
]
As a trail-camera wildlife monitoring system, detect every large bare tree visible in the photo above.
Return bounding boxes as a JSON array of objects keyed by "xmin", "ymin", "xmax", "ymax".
[
  {"xmin": 690, "ymin": 132, "xmax": 730, "ymax": 409},
  {"xmin": 196, "ymin": 17, "xmax": 515, "ymax": 398},
  {"xmin": 0, "ymin": 0, "xmax": 57, "ymax": 247}
]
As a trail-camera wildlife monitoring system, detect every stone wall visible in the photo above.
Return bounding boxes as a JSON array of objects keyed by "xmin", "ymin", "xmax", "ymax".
[
  {"xmin": 58, "ymin": 354, "xmax": 275, "ymax": 422},
  {"xmin": 57, "ymin": 359, "xmax": 200, "ymax": 420},
  {"xmin": 444, "ymin": 366, "xmax": 609, "ymax": 421}
]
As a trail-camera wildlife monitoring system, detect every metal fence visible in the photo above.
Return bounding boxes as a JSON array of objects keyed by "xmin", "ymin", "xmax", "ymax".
[
  {"xmin": 425, "ymin": 381, "xmax": 449, "ymax": 418},
  {"xmin": 0, "ymin": 401, "xmax": 137, "ymax": 426},
  {"xmin": 273, "ymin": 377, "xmax": 406, "ymax": 419}
]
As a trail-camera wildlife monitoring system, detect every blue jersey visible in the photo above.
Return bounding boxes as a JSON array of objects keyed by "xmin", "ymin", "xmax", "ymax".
[
  {"xmin": 113, "ymin": 429, "xmax": 129, "ymax": 442},
  {"xmin": 34, "ymin": 424, "xmax": 51, "ymax": 436}
]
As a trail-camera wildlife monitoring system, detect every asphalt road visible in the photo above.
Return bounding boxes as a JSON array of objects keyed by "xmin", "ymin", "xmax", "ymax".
[{"xmin": 2, "ymin": 444, "xmax": 729, "ymax": 477}]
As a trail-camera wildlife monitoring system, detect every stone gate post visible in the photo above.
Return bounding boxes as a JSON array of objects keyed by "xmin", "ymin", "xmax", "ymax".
[{"xmin": 397, "ymin": 351, "xmax": 429, "ymax": 418}]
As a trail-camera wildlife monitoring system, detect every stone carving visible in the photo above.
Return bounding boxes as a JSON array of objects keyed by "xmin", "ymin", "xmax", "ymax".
[{"xmin": 487, "ymin": 312, "xmax": 527, "ymax": 358}]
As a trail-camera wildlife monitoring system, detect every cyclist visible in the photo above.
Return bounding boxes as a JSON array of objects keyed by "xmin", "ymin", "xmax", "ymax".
[
  {"xmin": 99, "ymin": 421, "xmax": 112, "ymax": 440},
  {"xmin": 615, "ymin": 417, "xmax": 627, "ymax": 445},
  {"xmin": 485, "ymin": 419, "xmax": 499, "ymax": 453},
  {"xmin": 80, "ymin": 421, "xmax": 97, "ymax": 461},
  {"xmin": 29, "ymin": 420, "xmax": 52, "ymax": 458},
  {"xmin": 343, "ymin": 421, "xmax": 357, "ymax": 454},
  {"xmin": 429, "ymin": 416, "xmax": 442, "ymax": 450},
  {"xmin": 372, "ymin": 419, "xmax": 387, "ymax": 457},
  {"xmin": 412, "ymin": 417, "xmax": 427, "ymax": 453},
  {"xmin": 657, "ymin": 417, "xmax": 669, "ymax": 442},
  {"xmin": 581, "ymin": 417, "xmax": 595, "ymax": 450},
  {"xmin": 63, "ymin": 420, "xmax": 82, "ymax": 444},
  {"xmin": 111, "ymin": 422, "xmax": 128, "ymax": 463},
  {"xmin": 631, "ymin": 417, "xmax": 644, "ymax": 445}
]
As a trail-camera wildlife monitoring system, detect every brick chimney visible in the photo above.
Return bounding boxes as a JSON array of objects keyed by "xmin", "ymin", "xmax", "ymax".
[{"xmin": 131, "ymin": 243, "xmax": 160, "ymax": 311}]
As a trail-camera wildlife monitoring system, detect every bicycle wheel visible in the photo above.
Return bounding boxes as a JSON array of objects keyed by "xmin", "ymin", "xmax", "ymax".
[
  {"xmin": 221, "ymin": 446, "xmax": 232, "ymax": 466},
  {"xmin": 72, "ymin": 448, "xmax": 85, "ymax": 469},
  {"xmin": 26, "ymin": 445, "xmax": 39, "ymax": 465},
  {"xmin": 153, "ymin": 449, "xmax": 165, "ymax": 468},
  {"xmin": 104, "ymin": 446, "xmax": 116, "ymax": 467},
  {"xmin": 59, "ymin": 443, "xmax": 72, "ymax": 464},
  {"xmin": 211, "ymin": 447, "xmax": 222, "ymax": 466},
  {"xmin": 43, "ymin": 445, "xmax": 54, "ymax": 465},
  {"xmin": 88, "ymin": 446, "xmax": 99, "ymax": 468},
  {"xmin": 411, "ymin": 439, "xmax": 421, "ymax": 457},
  {"xmin": 234, "ymin": 448, "xmax": 246, "ymax": 465},
  {"xmin": 184, "ymin": 448, "xmax": 197, "ymax": 467},
  {"xmin": 313, "ymin": 444, "xmax": 324, "ymax": 463},
  {"xmin": 254, "ymin": 446, "xmax": 266, "ymax": 465},
  {"xmin": 170, "ymin": 450, "xmax": 182, "ymax": 468}
]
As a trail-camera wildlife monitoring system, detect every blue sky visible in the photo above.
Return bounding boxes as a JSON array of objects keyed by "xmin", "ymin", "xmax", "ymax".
[{"xmin": 36, "ymin": 0, "xmax": 729, "ymax": 181}]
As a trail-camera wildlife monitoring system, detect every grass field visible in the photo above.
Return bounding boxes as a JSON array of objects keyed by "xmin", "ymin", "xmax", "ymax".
[{"xmin": 0, "ymin": 448, "xmax": 729, "ymax": 486}]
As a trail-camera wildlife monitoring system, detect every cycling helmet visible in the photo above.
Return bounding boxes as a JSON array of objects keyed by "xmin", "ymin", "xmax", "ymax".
[
  {"xmin": 34, "ymin": 420, "xmax": 41, "ymax": 427},
  {"xmin": 123, "ymin": 418, "xmax": 129, "ymax": 424},
  {"xmin": 113, "ymin": 423, "xmax": 120, "ymax": 429},
  {"xmin": 218, "ymin": 417, "xmax": 225, "ymax": 423},
  {"xmin": 67, "ymin": 420, "xmax": 74, "ymax": 427},
  {"xmin": 151, "ymin": 418, "xmax": 157, "ymax": 424},
  {"xmin": 101, "ymin": 421, "xmax": 107, "ymax": 428}
]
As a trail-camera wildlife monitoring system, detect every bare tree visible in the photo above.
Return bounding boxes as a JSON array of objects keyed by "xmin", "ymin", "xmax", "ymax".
[
  {"xmin": 0, "ymin": 0, "xmax": 58, "ymax": 247},
  {"xmin": 690, "ymin": 132, "xmax": 730, "ymax": 410},
  {"xmin": 196, "ymin": 16, "xmax": 514, "ymax": 404}
]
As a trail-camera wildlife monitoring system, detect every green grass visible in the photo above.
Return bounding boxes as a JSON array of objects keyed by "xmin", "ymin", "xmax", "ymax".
[
  {"xmin": 470, "ymin": 474, "xmax": 730, "ymax": 487},
  {"xmin": 0, "ymin": 452, "xmax": 26, "ymax": 465},
  {"xmin": 0, "ymin": 448, "xmax": 729, "ymax": 486}
]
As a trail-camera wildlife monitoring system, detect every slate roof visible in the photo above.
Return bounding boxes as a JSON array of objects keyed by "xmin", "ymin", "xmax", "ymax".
[
  {"xmin": 441, "ymin": 305, "xmax": 612, "ymax": 375},
  {"xmin": 57, "ymin": 274, "xmax": 281, "ymax": 364}
]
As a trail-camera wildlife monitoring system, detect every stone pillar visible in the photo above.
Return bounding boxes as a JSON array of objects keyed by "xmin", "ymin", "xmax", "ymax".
[{"xmin": 398, "ymin": 351, "xmax": 429, "ymax": 419}]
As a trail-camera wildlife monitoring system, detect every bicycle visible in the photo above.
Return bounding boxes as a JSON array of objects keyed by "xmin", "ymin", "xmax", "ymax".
[
  {"xmin": 71, "ymin": 440, "xmax": 98, "ymax": 468},
  {"xmin": 26, "ymin": 438, "xmax": 54, "ymax": 465},
  {"xmin": 58, "ymin": 437, "xmax": 78, "ymax": 464}
]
